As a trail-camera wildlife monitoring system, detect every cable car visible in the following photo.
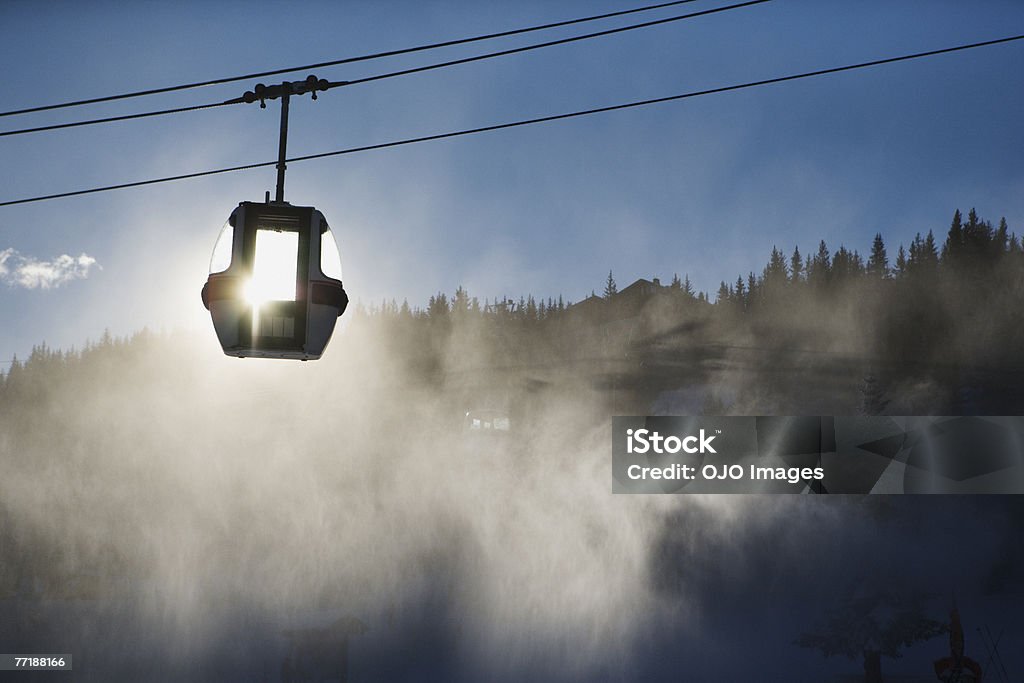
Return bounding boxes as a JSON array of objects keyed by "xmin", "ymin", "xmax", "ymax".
[{"xmin": 201, "ymin": 200, "xmax": 348, "ymax": 360}]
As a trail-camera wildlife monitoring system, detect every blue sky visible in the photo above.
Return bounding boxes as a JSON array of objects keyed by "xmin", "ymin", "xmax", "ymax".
[{"xmin": 1, "ymin": 0, "xmax": 1023, "ymax": 364}]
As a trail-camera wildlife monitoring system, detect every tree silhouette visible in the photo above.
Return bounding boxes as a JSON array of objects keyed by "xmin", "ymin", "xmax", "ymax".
[
  {"xmin": 426, "ymin": 292, "xmax": 449, "ymax": 319},
  {"xmin": 867, "ymin": 233, "xmax": 888, "ymax": 278},
  {"xmin": 796, "ymin": 590, "xmax": 946, "ymax": 683},
  {"xmin": 734, "ymin": 275, "xmax": 746, "ymax": 310},
  {"xmin": 941, "ymin": 209, "xmax": 964, "ymax": 262},
  {"xmin": 922, "ymin": 230, "xmax": 939, "ymax": 268},
  {"xmin": 790, "ymin": 245, "xmax": 803, "ymax": 283},
  {"xmin": 995, "ymin": 217, "xmax": 1009, "ymax": 253},
  {"xmin": 451, "ymin": 286, "xmax": 469, "ymax": 316},
  {"xmin": 962, "ymin": 207, "xmax": 994, "ymax": 265},
  {"xmin": 3, "ymin": 207, "xmax": 1021, "ymax": 419},
  {"xmin": 525, "ymin": 295, "xmax": 538, "ymax": 321},
  {"xmin": 603, "ymin": 270, "xmax": 618, "ymax": 298},
  {"xmin": 895, "ymin": 245, "xmax": 908, "ymax": 277},
  {"xmin": 809, "ymin": 240, "xmax": 831, "ymax": 288},
  {"xmin": 763, "ymin": 246, "xmax": 789, "ymax": 293},
  {"xmin": 682, "ymin": 274, "xmax": 694, "ymax": 297},
  {"xmin": 716, "ymin": 281, "xmax": 730, "ymax": 304},
  {"xmin": 832, "ymin": 245, "xmax": 856, "ymax": 283}
]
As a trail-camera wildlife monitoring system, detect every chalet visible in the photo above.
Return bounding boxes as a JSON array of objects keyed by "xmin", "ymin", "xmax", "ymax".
[
  {"xmin": 617, "ymin": 277, "xmax": 663, "ymax": 307},
  {"xmin": 568, "ymin": 277, "xmax": 674, "ymax": 322}
]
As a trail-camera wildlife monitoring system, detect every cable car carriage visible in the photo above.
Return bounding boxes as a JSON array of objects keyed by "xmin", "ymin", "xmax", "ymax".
[
  {"xmin": 201, "ymin": 201, "xmax": 348, "ymax": 360},
  {"xmin": 201, "ymin": 75, "xmax": 349, "ymax": 359}
]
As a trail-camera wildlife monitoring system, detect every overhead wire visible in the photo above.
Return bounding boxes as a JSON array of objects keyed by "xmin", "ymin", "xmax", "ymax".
[
  {"xmin": 0, "ymin": 101, "xmax": 235, "ymax": 138},
  {"xmin": 325, "ymin": 0, "xmax": 771, "ymax": 90},
  {"xmin": 0, "ymin": 0, "xmax": 711, "ymax": 119},
  {"xmin": 0, "ymin": 0, "xmax": 771, "ymax": 138},
  {"xmin": 1, "ymin": 33, "xmax": 1021, "ymax": 208}
]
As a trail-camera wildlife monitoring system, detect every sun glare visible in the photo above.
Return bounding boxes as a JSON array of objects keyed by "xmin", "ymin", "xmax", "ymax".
[{"xmin": 244, "ymin": 229, "xmax": 298, "ymax": 306}]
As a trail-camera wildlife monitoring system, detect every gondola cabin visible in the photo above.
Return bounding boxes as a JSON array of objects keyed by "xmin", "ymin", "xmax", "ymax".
[{"xmin": 201, "ymin": 201, "xmax": 348, "ymax": 360}]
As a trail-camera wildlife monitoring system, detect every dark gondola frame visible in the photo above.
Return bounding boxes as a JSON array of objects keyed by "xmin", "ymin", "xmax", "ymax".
[{"xmin": 202, "ymin": 200, "xmax": 348, "ymax": 360}]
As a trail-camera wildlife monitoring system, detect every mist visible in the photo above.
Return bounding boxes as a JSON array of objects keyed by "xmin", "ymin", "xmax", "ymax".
[
  {"xmin": 3, "ymin": 264, "xmax": 1023, "ymax": 682},
  {"xmin": 1, "ymin": 323, "xmax": 669, "ymax": 680}
]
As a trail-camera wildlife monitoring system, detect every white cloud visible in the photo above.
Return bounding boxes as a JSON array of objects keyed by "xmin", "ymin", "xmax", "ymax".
[{"xmin": 0, "ymin": 248, "xmax": 100, "ymax": 289}]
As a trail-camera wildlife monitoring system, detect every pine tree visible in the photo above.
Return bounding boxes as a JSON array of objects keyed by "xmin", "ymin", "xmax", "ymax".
[
  {"xmin": 525, "ymin": 295, "xmax": 538, "ymax": 321},
  {"xmin": 995, "ymin": 217, "xmax": 1009, "ymax": 254},
  {"xmin": 427, "ymin": 293, "xmax": 449, "ymax": 319},
  {"xmin": 451, "ymin": 286, "xmax": 469, "ymax": 315},
  {"xmin": 603, "ymin": 270, "xmax": 618, "ymax": 298},
  {"xmin": 809, "ymin": 240, "xmax": 831, "ymax": 287},
  {"xmin": 683, "ymin": 274, "xmax": 694, "ymax": 297},
  {"xmin": 4, "ymin": 355, "xmax": 20, "ymax": 392},
  {"xmin": 670, "ymin": 273, "xmax": 682, "ymax": 289},
  {"xmin": 832, "ymin": 246, "xmax": 852, "ymax": 282},
  {"xmin": 921, "ymin": 230, "xmax": 939, "ymax": 270},
  {"xmin": 796, "ymin": 590, "xmax": 945, "ymax": 683},
  {"xmin": 908, "ymin": 233, "xmax": 921, "ymax": 270},
  {"xmin": 790, "ymin": 246, "xmax": 803, "ymax": 283},
  {"xmin": 763, "ymin": 246, "xmax": 789, "ymax": 291},
  {"xmin": 958, "ymin": 208, "xmax": 995, "ymax": 266},
  {"xmin": 895, "ymin": 245, "xmax": 907, "ymax": 277},
  {"xmin": 942, "ymin": 209, "xmax": 963, "ymax": 261},
  {"xmin": 867, "ymin": 233, "xmax": 888, "ymax": 278},
  {"xmin": 716, "ymin": 281, "xmax": 730, "ymax": 304}
]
